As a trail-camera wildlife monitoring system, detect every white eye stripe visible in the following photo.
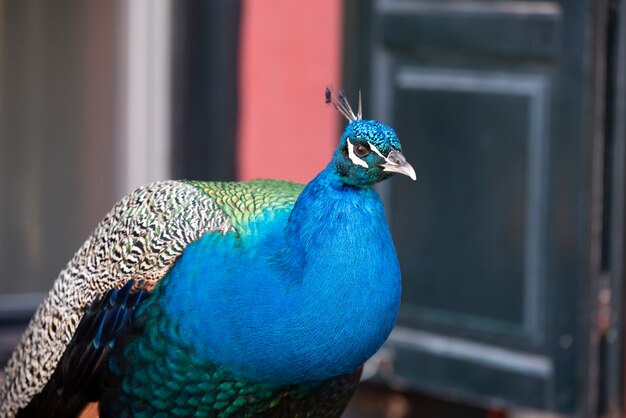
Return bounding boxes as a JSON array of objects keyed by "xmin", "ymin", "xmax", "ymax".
[
  {"xmin": 368, "ymin": 142, "xmax": 386, "ymax": 158},
  {"xmin": 346, "ymin": 139, "xmax": 369, "ymax": 168}
]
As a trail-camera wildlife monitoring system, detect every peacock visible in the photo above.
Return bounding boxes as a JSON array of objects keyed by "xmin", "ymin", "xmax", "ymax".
[{"xmin": 0, "ymin": 89, "xmax": 415, "ymax": 418}]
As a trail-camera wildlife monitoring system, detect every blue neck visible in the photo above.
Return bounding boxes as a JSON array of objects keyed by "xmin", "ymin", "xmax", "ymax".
[{"xmin": 162, "ymin": 164, "xmax": 401, "ymax": 384}]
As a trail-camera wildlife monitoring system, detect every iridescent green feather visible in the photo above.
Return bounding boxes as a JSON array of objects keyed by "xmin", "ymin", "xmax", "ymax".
[
  {"xmin": 102, "ymin": 273, "xmax": 360, "ymax": 418},
  {"xmin": 184, "ymin": 180, "xmax": 305, "ymax": 236}
]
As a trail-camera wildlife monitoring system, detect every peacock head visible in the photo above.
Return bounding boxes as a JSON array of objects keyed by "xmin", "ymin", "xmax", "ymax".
[{"xmin": 326, "ymin": 88, "xmax": 416, "ymax": 187}]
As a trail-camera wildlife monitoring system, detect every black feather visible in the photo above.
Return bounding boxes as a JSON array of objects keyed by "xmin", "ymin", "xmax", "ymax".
[
  {"xmin": 16, "ymin": 280, "xmax": 151, "ymax": 418},
  {"xmin": 325, "ymin": 87, "xmax": 357, "ymax": 122}
]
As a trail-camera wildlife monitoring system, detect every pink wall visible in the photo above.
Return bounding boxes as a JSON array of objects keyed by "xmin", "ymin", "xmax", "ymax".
[{"xmin": 238, "ymin": 0, "xmax": 343, "ymax": 183}]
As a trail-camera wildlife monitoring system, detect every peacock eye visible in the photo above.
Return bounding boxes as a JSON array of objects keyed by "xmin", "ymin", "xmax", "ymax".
[{"xmin": 354, "ymin": 142, "xmax": 370, "ymax": 158}]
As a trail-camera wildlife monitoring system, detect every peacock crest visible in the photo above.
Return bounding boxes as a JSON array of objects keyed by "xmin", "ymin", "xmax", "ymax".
[{"xmin": 325, "ymin": 87, "xmax": 362, "ymax": 122}]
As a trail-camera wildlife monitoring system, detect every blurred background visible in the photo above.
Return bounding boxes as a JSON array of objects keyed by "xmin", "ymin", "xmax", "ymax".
[{"xmin": 0, "ymin": 0, "xmax": 625, "ymax": 417}]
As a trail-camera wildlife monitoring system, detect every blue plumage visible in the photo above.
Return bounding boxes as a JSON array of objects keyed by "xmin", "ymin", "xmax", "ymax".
[{"xmin": 163, "ymin": 165, "xmax": 402, "ymax": 385}]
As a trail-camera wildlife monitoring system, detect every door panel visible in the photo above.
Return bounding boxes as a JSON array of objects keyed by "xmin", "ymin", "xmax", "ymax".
[
  {"xmin": 344, "ymin": 0, "xmax": 603, "ymax": 414},
  {"xmin": 388, "ymin": 62, "xmax": 557, "ymax": 409},
  {"xmin": 393, "ymin": 67, "xmax": 549, "ymax": 348},
  {"xmin": 379, "ymin": 1, "xmax": 560, "ymax": 60}
]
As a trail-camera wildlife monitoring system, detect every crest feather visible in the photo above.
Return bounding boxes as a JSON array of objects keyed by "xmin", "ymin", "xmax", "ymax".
[{"xmin": 325, "ymin": 87, "xmax": 362, "ymax": 122}]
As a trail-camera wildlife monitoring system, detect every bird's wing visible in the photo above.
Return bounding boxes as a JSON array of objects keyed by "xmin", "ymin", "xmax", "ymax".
[
  {"xmin": 15, "ymin": 280, "xmax": 150, "ymax": 417},
  {"xmin": 0, "ymin": 180, "xmax": 236, "ymax": 417}
]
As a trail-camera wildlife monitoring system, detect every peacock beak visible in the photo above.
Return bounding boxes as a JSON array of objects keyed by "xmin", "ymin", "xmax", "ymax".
[{"xmin": 380, "ymin": 150, "xmax": 416, "ymax": 181}]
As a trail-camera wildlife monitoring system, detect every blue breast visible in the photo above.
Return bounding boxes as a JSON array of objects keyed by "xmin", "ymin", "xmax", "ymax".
[{"xmin": 160, "ymin": 167, "xmax": 401, "ymax": 384}]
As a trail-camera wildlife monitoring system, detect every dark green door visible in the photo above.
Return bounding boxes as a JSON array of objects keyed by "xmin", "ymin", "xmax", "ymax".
[{"xmin": 344, "ymin": 0, "xmax": 626, "ymax": 415}]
